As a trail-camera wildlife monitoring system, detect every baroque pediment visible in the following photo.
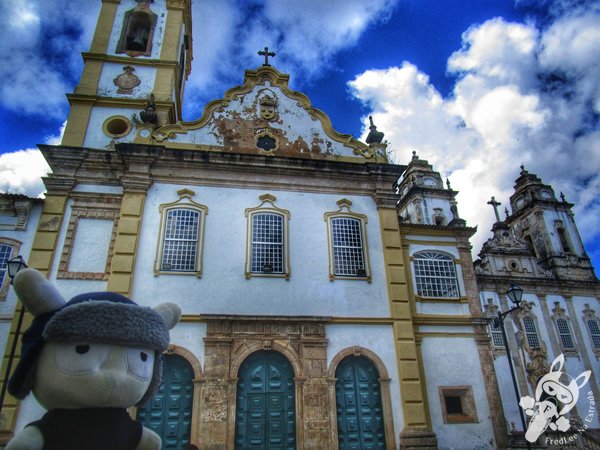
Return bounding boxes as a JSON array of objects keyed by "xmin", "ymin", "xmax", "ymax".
[{"xmin": 152, "ymin": 67, "xmax": 380, "ymax": 161}]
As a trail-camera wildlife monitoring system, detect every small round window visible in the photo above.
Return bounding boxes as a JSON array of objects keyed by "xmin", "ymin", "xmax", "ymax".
[
  {"xmin": 103, "ymin": 116, "xmax": 132, "ymax": 138},
  {"xmin": 257, "ymin": 133, "xmax": 277, "ymax": 152},
  {"xmin": 509, "ymin": 260, "xmax": 520, "ymax": 271}
]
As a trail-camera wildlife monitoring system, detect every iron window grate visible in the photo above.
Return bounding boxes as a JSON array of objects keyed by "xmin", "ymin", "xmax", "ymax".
[
  {"xmin": 556, "ymin": 318, "xmax": 575, "ymax": 350},
  {"xmin": 161, "ymin": 209, "xmax": 200, "ymax": 271},
  {"xmin": 251, "ymin": 213, "xmax": 284, "ymax": 273},
  {"xmin": 331, "ymin": 217, "xmax": 365, "ymax": 276},
  {"xmin": 413, "ymin": 251, "xmax": 459, "ymax": 298}
]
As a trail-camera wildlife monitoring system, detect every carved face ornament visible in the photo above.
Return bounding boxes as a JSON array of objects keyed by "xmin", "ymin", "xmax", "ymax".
[{"xmin": 259, "ymin": 95, "xmax": 277, "ymax": 121}]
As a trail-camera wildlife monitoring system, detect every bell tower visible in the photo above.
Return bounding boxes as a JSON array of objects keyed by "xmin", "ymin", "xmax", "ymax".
[
  {"xmin": 506, "ymin": 166, "xmax": 595, "ymax": 280},
  {"xmin": 61, "ymin": 0, "xmax": 192, "ymax": 149}
]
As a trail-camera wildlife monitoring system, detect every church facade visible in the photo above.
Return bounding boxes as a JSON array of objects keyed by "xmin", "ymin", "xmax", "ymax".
[{"xmin": 0, "ymin": 1, "xmax": 598, "ymax": 449}]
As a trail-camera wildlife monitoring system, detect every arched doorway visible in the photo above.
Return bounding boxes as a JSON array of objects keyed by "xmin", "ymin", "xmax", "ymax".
[
  {"xmin": 137, "ymin": 354, "xmax": 194, "ymax": 449},
  {"xmin": 335, "ymin": 356, "xmax": 386, "ymax": 449},
  {"xmin": 235, "ymin": 350, "xmax": 296, "ymax": 449}
]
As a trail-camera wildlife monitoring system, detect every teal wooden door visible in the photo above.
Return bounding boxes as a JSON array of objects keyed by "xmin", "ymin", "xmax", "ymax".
[
  {"xmin": 336, "ymin": 356, "xmax": 386, "ymax": 450},
  {"xmin": 235, "ymin": 351, "xmax": 296, "ymax": 449},
  {"xmin": 137, "ymin": 354, "xmax": 194, "ymax": 449}
]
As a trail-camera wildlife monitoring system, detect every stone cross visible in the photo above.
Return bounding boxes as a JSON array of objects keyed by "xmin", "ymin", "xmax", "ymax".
[
  {"xmin": 258, "ymin": 47, "xmax": 276, "ymax": 66},
  {"xmin": 487, "ymin": 196, "xmax": 502, "ymax": 223}
]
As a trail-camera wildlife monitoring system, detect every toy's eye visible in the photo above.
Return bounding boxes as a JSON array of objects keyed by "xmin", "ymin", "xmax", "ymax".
[
  {"xmin": 54, "ymin": 342, "xmax": 110, "ymax": 374},
  {"xmin": 76, "ymin": 345, "xmax": 90, "ymax": 354},
  {"xmin": 126, "ymin": 347, "xmax": 154, "ymax": 381}
]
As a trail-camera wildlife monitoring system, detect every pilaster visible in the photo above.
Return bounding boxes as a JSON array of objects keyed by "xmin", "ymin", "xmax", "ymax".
[
  {"xmin": 456, "ymin": 237, "xmax": 508, "ymax": 449},
  {"xmin": 0, "ymin": 194, "xmax": 69, "ymax": 442},
  {"xmin": 378, "ymin": 207, "xmax": 437, "ymax": 447}
]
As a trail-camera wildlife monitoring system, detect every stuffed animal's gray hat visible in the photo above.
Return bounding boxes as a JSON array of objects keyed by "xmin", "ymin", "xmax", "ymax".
[{"xmin": 8, "ymin": 269, "xmax": 180, "ymax": 406}]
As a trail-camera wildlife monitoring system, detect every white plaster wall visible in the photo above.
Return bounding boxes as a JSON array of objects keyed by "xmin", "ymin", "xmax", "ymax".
[
  {"xmin": 542, "ymin": 209, "xmax": 584, "ymax": 256},
  {"xmin": 49, "ymin": 199, "xmax": 108, "ymax": 297},
  {"xmin": 421, "ymin": 336, "xmax": 496, "ymax": 449},
  {"xmin": 69, "ymin": 218, "xmax": 113, "ymax": 273},
  {"xmin": 107, "ymin": 0, "xmax": 168, "ymax": 59},
  {"xmin": 169, "ymin": 322, "xmax": 206, "ymax": 372},
  {"xmin": 83, "ymin": 106, "xmax": 139, "ymax": 149},
  {"xmin": 73, "ymin": 184, "xmax": 123, "ymax": 195},
  {"xmin": 325, "ymin": 324, "xmax": 403, "ymax": 443},
  {"xmin": 409, "ymin": 242, "xmax": 470, "ymax": 315},
  {"xmin": 426, "ymin": 197, "xmax": 454, "ymax": 225},
  {"xmin": 171, "ymin": 82, "xmax": 357, "ymax": 157},
  {"xmin": 132, "ymin": 184, "xmax": 390, "ymax": 317},
  {"xmin": 98, "ymin": 62, "xmax": 156, "ymax": 99}
]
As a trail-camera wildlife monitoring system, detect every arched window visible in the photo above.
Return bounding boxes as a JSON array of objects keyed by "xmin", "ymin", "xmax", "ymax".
[
  {"xmin": 583, "ymin": 304, "xmax": 600, "ymax": 355},
  {"xmin": 155, "ymin": 190, "xmax": 207, "ymax": 277},
  {"xmin": 117, "ymin": 6, "xmax": 158, "ymax": 56},
  {"xmin": 245, "ymin": 194, "xmax": 290, "ymax": 279},
  {"xmin": 551, "ymin": 302, "xmax": 576, "ymax": 352},
  {"xmin": 522, "ymin": 317, "xmax": 541, "ymax": 349},
  {"xmin": 413, "ymin": 251, "xmax": 459, "ymax": 298},
  {"xmin": 0, "ymin": 239, "xmax": 20, "ymax": 301}
]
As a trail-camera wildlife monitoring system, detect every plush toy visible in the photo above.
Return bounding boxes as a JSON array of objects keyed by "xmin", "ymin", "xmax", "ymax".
[{"xmin": 6, "ymin": 269, "xmax": 181, "ymax": 450}]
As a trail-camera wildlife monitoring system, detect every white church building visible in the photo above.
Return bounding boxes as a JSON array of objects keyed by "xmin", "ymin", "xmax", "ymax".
[{"xmin": 0, "ymin": 1, "xmax": 598, "ymax": 449}]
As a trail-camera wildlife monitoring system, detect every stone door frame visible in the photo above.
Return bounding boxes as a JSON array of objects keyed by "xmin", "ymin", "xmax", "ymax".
[{"xmin": 200, "ymin": 315, "xmax": 332, "ymax": 449}]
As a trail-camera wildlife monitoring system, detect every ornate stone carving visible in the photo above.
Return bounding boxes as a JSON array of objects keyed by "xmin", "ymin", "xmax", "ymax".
[
  {"xmin": 258, "ymin": 94, "xmax": 278, "ymax": 121},
  {"xmin": 113, "ymin": 66, "xmax": 141, "ymax": 94},
  {"xmin": 526, "ymin": 347, "xmax": 549, "ymax": 388}
]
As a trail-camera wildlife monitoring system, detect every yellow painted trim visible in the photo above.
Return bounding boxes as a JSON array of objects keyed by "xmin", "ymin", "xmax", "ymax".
[
  {"xmin": 89, "ymin": 1, "xmax": 119, "ymax": 54},
  {"xmin": 153, "ymin": 66, "xmax": 175, "ymax": 104},
  {"xmin": 0, "ymin": 195, "xmax": 68, "ymax": 437},
  {"xmin": 102, "ymin": 115, "xmax": 133, "ymax": 138},
  {"xmin": 83, "ymin": 52, "xmax": 179, "ymax": 68},
  {"xmin": 152, "ymin": 66, "xmax": 382, "ymax": 161},
  {"xmin": 415, "ymin": 332, "xmax": 477, "ymax": 338},
  {"xmin": 160, "ymin": 8, "xmax": 183, "ymax": 60},
  {"xmin": 61, "ymin": 102, "xmax": 93, "ymax": 147},
  {"xmin": 244, "ymin": 194, "xmax": 291, "ymax": 280},
  {"xmin": 405, "ymin": 239, "xmax": 457, "ymax": 246},
  {"xmin": 377, "ymin": 207, "xmax": 431, "ymax": 430},
  {"xmin": 75, "ymin": 59, "xmax": 103, "ymax": 96},
  {"xmin": 154, "ymin": 189, "xmax": 208, "ymax": 278},
  {"xmin": 107, "ymin": 193, "xmax": 146, "ymax": 295},
  {"xmin": 413, "ymin": 315, "xmax": 473, "ymax": 326}
]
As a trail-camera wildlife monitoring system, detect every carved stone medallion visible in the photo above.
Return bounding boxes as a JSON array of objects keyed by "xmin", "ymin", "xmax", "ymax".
[{"xmin": 113, "ymin": 66, "xmax": 141, "ymax": 94}]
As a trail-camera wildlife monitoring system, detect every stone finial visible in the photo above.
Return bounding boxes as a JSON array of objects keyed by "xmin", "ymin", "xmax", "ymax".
[
  {"xmin": 365, "ymin": 116, "xmax": 385, "ymax": 144},
  {"xmin": 412, "ymin": 150, "xmax": 418, "ymax": 160},
  {"xmin": 560, "ymin": 191, "xmax": 566, "ymax": 202},
  {"xmin": 140, "ymin": 93, "xmax": 158, "ymax": 125},
  {"xmin": 446, "ymin": 178, "xmax": 451, "ymax": 190}
]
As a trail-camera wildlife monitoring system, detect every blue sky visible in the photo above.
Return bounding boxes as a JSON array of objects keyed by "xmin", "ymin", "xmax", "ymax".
[{"xmin": 0, "ymin": 0, "xmax": 599, "ymax": 269}]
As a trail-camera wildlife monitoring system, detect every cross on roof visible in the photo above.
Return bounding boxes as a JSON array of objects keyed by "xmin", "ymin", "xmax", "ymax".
[
  {"xmin": 258, "ymin": 47, "xmax": 276, "ymax": 66},
  {"xmin": 487, "ymin": 196, "xmax": 502, "ymax": 223}
]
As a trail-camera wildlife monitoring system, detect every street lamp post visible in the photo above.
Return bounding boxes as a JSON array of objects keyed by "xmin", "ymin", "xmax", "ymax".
[
  {"xmin": 0, "ymin": 256, "xmax": 28, "ymax": 414},
  {"xmin": 491, "ymin": 284, "xmax": 531, "ymax": 449}
]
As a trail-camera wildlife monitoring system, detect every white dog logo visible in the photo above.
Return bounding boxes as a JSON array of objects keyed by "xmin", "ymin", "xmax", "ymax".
[{"xmin": 520, "ymin": 354, "xmax": 591, "ymax": 443}]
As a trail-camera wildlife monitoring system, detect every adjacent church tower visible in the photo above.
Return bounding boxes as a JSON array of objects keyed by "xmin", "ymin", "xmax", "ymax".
[
  {"xmin": 61, "ymin": 0, "xmax": 192, "ymax": 149},
  {"xmin": 507, "ymin": 166, "xmax": 595, "ymax": 280}
]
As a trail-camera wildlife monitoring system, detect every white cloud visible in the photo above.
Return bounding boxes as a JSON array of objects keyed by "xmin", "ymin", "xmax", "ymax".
[
  {"xmin": 0, "ymin": 149, "xmax": 50, "ymax": 198},
  {"xmin": 184, "ymin": 0, "xmax": 398, "ymax": 117},
  {"xmin": 350, "ymin": 11, "xmax": 600, "ymax": 258},
  {"xmin": 0, "ymin": 0, "xmax": 99, "ymax": 118}
]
